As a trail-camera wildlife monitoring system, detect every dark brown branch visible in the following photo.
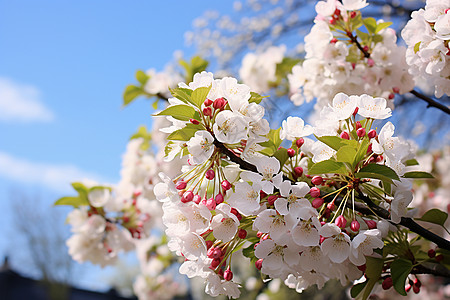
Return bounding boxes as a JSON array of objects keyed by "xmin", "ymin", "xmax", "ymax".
[
  {"xmin": 412, "ymin": 264, "xmax": 450, "ymax": 278},
  {"xmin": 410, "ymin": 90, "xmax": 450, "ymax": 115},
  {"xmin": 213, "ymin": 139, "xmax": 257, "ymax": 173},
  {"xmin": 348, "ymin": 33, "xmax": 370, "ymax": 58}
]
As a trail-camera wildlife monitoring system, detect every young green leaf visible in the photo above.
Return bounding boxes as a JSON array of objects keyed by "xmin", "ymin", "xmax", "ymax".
[
  {"xmin": 336, "ymin": 145, "xmax": 357, "ymax": 165},
  {"xmin": 273, "ymin": 148, "xmax": 289, "ymax": 167},
  {"xmin": 191, "ymin": 86, "xmax": 212, "ymax": 108},
  {"xmin": 169, "ymin": 87, "xmax": 193, "ymax": 105},
  {"xmin": 375, "ymin": 21, "xmax": 393, "ymax": 33},
  {"xmin": 353, "ymin": 138, "xmax": 369, "ymax": 168},
  {"xmin": 249, "ymin": 92, "xmax": 265, "ymax": 104},
  {"xmin": 361, "ymin": 257, "xmax": 384, "ymax": 300},
  {"xmin": 153, "ymin": 104, "xmax": 200, "ymax": 121},
  {"xmin": 358, "ymin": 163, "xmax": 400, "ymax": 181},
  {"xmin": 404, "ymin": 159, "xmax": 419, "ymax": 166},
  {"xmin": 356, "ymin": 172, "xmax": 394, "ymax": 184},
  {"xmin": 308, "ymin": 160, "xmax": 348, "ymax": 175},
  {"xmin": 350, "ymin": 281, "xmax": 367, "ymax": 298},
  {"xmin": 315, "ymin": 135, "xmax": 358, "ymax": 151},
  {"xmin": 390, "ymin": 259, "xmax": 413, "ymax": 296},
  {"xmin": 402, "ymin": 171, "xmax": 434, "ymax": 179},
  {"xmin": 54, "ymin": 196, "xmax": 88, "ymax": 207},
  {"xmin": 167, "ymin": 126, "xmax": 199, "ymax": 141},
  {"xmin": 363, "ymin": 17, "xmax": 377, "ymax": 33},
  {"xmin": 123, "ymin": 85, "xmax": 144, "ymax": 106},
  {"xmin": 416, "ymin": 208, "xmax": 448, "ymax": 227},
  {"xmin": 135, "ymin": 70, "xmax": 150, "ymax": 85}
]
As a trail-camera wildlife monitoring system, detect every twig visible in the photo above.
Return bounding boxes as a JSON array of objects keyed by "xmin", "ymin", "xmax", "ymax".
[{"xmin": 410, "ymin": 90, "xmax": 450, "ymax": 115}]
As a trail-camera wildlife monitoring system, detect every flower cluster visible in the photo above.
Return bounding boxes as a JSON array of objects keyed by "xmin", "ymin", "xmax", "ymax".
[
  {"xmin": 152, "ymin": 72, "xmax": 433, "ymax": 298},
  {"xmin": 401, "ymin": 0, "xmax": 450, "ymax": 98},
  {"xmin": 288, "ymin": 0, "xmax": 414, "ymax": 110}
]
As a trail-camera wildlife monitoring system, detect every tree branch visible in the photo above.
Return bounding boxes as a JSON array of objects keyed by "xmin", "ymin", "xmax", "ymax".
[{"xmin": 410, "ymin": 90, "xmax": 450, "ymax": 115}]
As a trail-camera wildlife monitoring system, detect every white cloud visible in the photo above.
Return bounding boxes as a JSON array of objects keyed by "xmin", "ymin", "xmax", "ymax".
[
  {"xmin": 0, "ymin": 77, "xmax": 54, "ymax": 122},
  {"xmin": 0, "ymin": 152, "xmax": 110, "ymax": 193}
]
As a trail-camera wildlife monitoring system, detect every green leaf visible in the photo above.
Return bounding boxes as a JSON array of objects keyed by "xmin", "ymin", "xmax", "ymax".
[
  {"xmin": 135, "ymin": 70, "xmax": 149, "ymax": 85},
  {"xmin": 402, "ymin": 171, "xmax": 434, "ymax": 179},
  {"xmin": 361, "ymin": 257, "xmax": 384, "ymax": 300},
  {"xmin": 416, "ymin": 208, "xmax": 448, "ymax": 226},
  {"xmin": 152, "ymin": 98, "xmax": 158, "ymax": 110},
  {"xmin": 358, "ymin": 163, "xmax": 399, "ymax": 181},
  {"xmin": 129, "ymin": 125, "xmax": 152, "ymax": 150},
  {"xmin": 169, "ymin": 87, "xmax": 193, "ymax": 105},
  {"xmin": 242, "ymin": 243, "xmax": 256, "ymax": 259},
  {"xmin": 191, "ymin": 86, "xmax": 212, "ymax": 108},
  {"xmin": 153, "ymin": 104, "xmax": 200, "ymax": 121},
  {"xmin": 391, "ymin": 259, "xmax": 412, "ymax": 296},
  {"xmin": 336, "ymin": 145, "xmax": 357, "ymax": 164},
  {"xmin": 249, "ymin": 92, "xmax": 265, "ymax": 104},
  {"xmin": 414, "ymin": 42, "xmax": 421, "ymax": 54},
  {"xmin": 315, "ymin": 135, "xmax": 358, "ymax": 151},
  {"xmin": 180, "ymin": 56, "xmax": 209, "ymax": 82},
  {"xmin": 375, "ymin": 21, "xmax": 393, "ymax": 33},
  {"xmin": 405, "ymin": 159, "xmax": 419, "ymax": 166},
  {"xmin": 308, "ymin": 160, "xmax": 348, "ymax": 175},
  {"xmin": 353, "ymin": 138, "xmax": 369, "ymax": 168},
  {"xmin": 363, "ymin": 17, "xmax": 377, "ymax": 33},
  {"xmin": 356, "ymin": 172, "xmax": 394, "ymax": 184},
  {"xmin": 54, "ymin": 196, "xmax": 88, "ymax": 207},
  {"xmin": 273, "ymin": 148, "xmax": 289, "ymax": 167},
  {"xmin": 167, "ymin": 126, "xmax": 199, "ymax": 141},
  {"xmin": 351, "ymin": 281, "xmax": 367, "ymax": 298},
  {"xmin": 123, "ymin": 85, "xmax": 144, "ymax": 106}
]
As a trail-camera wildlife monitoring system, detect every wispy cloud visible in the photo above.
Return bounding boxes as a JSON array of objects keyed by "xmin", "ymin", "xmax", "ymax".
[
  {"xmin": 0, "ymin": 77, "xmax": 54, "ymax": 123},
  {"xmin": 0, "ymin": 152, "xmax": 110, "ymax": 193}
]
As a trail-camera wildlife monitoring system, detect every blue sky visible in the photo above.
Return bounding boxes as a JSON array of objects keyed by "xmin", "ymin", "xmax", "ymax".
[{"xmin": 0, "ymin": 0, "xmax": 234, "ymax": 290}]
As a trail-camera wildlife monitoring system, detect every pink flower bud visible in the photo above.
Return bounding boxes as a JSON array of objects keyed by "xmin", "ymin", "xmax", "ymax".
[
  {"xmin": 267, "ymin": 195, "xmax": 278, "ymax": 206},
  {"xmin": 204, "ymin": 98, "xmax": 213, "ymax": 106},
  {"xmin": 388, "ymin": 93, "xmax": 395, "ymax": 100},
  {"xmin": 210, "ymin": 258, "xmax": 221, "ymax": 268},
  {"xmin": 238, "ymin": 229, "xmax": 247, "ymax": 239},
  {"xmin": 367, "ymin": 58, "xmax": 375, "ymax": 67},
  {"xmin": 206, "ymin": 240, "xmax": 213, "ymax": 249},
  {"xmin": 312, "ymin": 198, "xmax": 324, "ymax": 208},
  {"xmin": 340, "ymin": 131, "xmax": 350, "ymax": 140},
  {"xmin": 392, "ymin": 87, "xmax": 400, "ymax": 94},
  {"xmin": 329, "ymin": 18, "xmax": 336, "ymax": 25},
  {"xmin": 311, "ymin": 176, "xmax": 323, "ymax": 185},
  {"xmin": 224, "ymin": 267, "xmax": 233, "ymax": 281},
  {"xmin": 206, "ymin": 197, "xmax": 216, "ymax": 210},
  {"xmin": 181, "ymin": 191, "xmax": 194, "ymax": 203},
  {"xmin": 363, "ymin": 45, "xmax": 369, "ymax": 52},
  {"xmin": 296, "ymin": 138, "xmax": 305, "ymax": 148},
  {"xmin": 350, "ymin": 11, "xmax": 357, "ymax": 18},
  {"xmin": 376, "ymin": 155, "xmax": 384, "ymax": 163},
  {"xmin": 367, "ymin": 143, "xmax": 372, "ymax": 154},
  {"xmin": 368, "ymin": 129, "xmax": 377, "ymax": 139},
  {"xmin": 255, "ymin": 258, "xmax": 263, "ymax": 270},
  {"xmin": 335, "ymin": 215, "xmax": 347, "ymax": 228},
  {"xmin": 213, "ymin": 97, "xmax": 226, "ymax": 110},
  {"xmin": 207, "ymin": 247, "xmax": 216, "ymax": 258},
  {"xmin": 221, "ymin": 180, "xmax": 232, "ymax": 191},
  {"xmin": 230, "ymin": 207, "xmax": 242, "ymax": 221},
  {"xmin": 189, "ymin": 118, "xmax": 200, "ymax": 125},
  {"xmin": 193, "ymin": 194, "xmax": 201, "ymax": 204},
  {"xmin": 382, "ymin": 277, "xmax": 393, "ymax": 290},
  {"xmin": 203, "ymin": 107, "xmax": 212, "ymax": 117},
  {"xmin": 365, "ymin": 219, "xmax": 377, "ymax": 229},
  {"xmin": 213, "ymin": 248, "xmax": 222, "ymax": 259},
  {"xmin": 260, "ymin": 190, "xmax": 267, "ymax": 199},
  {"xmin": 175, "ymin": 181, "xmax": 187, "ymax": 190},
  {"xmin": 215, "ymin": 193, "xmax": 224, "ymax": 205},
  {"xmin": 310, "ymin": 187, "xmax": 321, "ymax": 198},
  {"xmin": 353, "ymin": 107, "xmax": 359, "ymax": 116},
  {"xmin": 327, "ymin": 202, "xmax": 335, "ymax": 210},
  {"xmin": 357, "ymin": 127, "xmax": 366, "ymax": 138},
  {"xmin": 350, "ymin": 220, "xmax": 360, "ymax": 232},
  {"xmin": 256, "ymin": 231, "xmax": 263, "ymax": 238},
  {"xmin": 355, "ymin": 121, "xmax": 362, "ymax": 130},
  {"xmin": 205, "ymin": 169, "xmax": 215, "ymax": 180},
  {"xmin": 287, "ymin": 148, "xmax": 295, "ymax": 157},
  {"xmin": 294, "ymin": 167, "xmax": 303, "ymax": 177},
  {"xmin": 330, "ymin": 37, "xmax": 337, "ymax": 43}
]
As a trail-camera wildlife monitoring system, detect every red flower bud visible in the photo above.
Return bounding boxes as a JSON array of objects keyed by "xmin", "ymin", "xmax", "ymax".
[
  {"xmin": 311, "ymin": 176, "xmax": 323, "ymax": 185},
  {"xmin": 193, "ymin": 194, "xmax": 201, "ymax": 204},
  {"xmin": 203, "ymin": 107, "xmax": 212, "ymax": 117},
  {"xmin": 255, "ymin": 258, "xmax": 263, "ymax": 270},
  {"xmin": 357, "ymin": 264, "xmax": 366, "ymax": 272},
  {"xmin": 357, "ymin": 127, "xmax": 366, "ymax": 138},
  {"xmin": 181, "ymin": 191, "xmax": 194, "ymax": 203},
  {"xmin": 294, "ymin": 167, "xmax": 303, "ymax": 177},
  {"xmin": 175, "ymin": 181, "xmax": 187, "ymax": 190},
  {"xmin": 206, "ymin": 169, "xmax": 215, "ymax": 180},
  {"xmin": 382, "ymin": 277, "xmax": 393, "ymax": 290},
  {"xmin": 213, "ymin": 97, "xmax": 226, "ymax": 110},
  {"xmin": 215, "ymin": 193, "xmax": 224, "ymax": 205},
  {"xmin": 287, "ymin": 148, "xmax": 295, "ymax": 157},
  {"xmin": 355, "ymin": 121, "xmax": 362, "ymax": 130},
  {"xmin": 353, "ymin": 107, "xmax": 359, "ymax": 116},
  {"xmin": 393, "ymin": 87, "xmax": 400, "ymax": 94},
  {"xmin": 330, "ymin": 37, "xmax": 338, "ymax": 43},
  {"xmin": 335, "ymin": 215, "xmax": 347, "ymax": 228},
  {"xmin": 312, "ymin": 198, "xmax": 324, "ymax": 208},
  {"xmin": 310, "ymin": 187, "xmax": 321, "ymax": 198},
  {"xmin": 296, "ymin": 138, "xmax": 305, "ymax": 148},
  {"xmin": 224, "ymin": 267, "xmax": 233, "ymax": 281},
  {"xmin": 388, "ymin": 93, "xmax": 395, "ymax": 100},
  {"xmin": 428, "ymin": 249, "xmax": 436, "ymax": 258},
  {"xmin": 368, "ymin": 129, "xmax": 377, "ymax": 139},
  {"xmin": 365, "ymin": 219, "xmax": 377, "ymax": 229},
  {"xmin": 205, "ymin": 197, "xmax": 216, "ymax": 210},
  {"xmin": 267, "ymin": 195, "xmax": 278, "ymax": 206},
  {"xmin": 221, "ymin": 180, "xmax": 232, "ymax": 191},
  {"xmin": 230, "ymin": 208, "xmax": 242, "ymax": 221},
  {"xmin": 204, "ymin": 99, "xmax": 213, "ymax": 106},
  {"xmin": 350, "ymin": 11, "xmax": 357, "ymax": 18},
  {"xmin": 190, "ymin": 118, "xmax": 200, "ymax": 125},
  {"xmin": 340, "ymin": 131, "xmax": 350, "ymax": 140},
  {"xmin": 350, "ymin": 220, "xmax": 360, "ymax": 232},
  {"xmin": 238, "ymin": 229, "xmax": 247, "ymax": 239}
]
